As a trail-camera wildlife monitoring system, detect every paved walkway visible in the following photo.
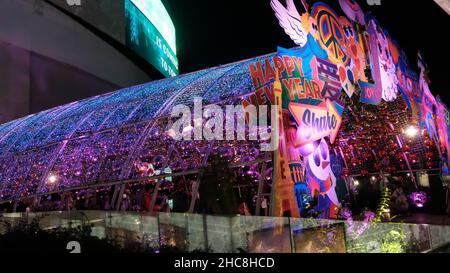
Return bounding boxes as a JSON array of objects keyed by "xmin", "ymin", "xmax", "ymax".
[{"xmin": 393, "ymin": 213, "xmax": 450, "ymax": 226}]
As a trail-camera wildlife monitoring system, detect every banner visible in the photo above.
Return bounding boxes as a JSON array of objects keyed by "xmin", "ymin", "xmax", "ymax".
[
  {"xmin": 365, "ymin": 18, "xmax": 398, "ymax": 103},
  {"xmin": 393, "ymin": 39, "xmax": 421, "ymax": 118},
  {"xmin": 359, "ymin": 80, "xmax": 381, "ymax": 105},
  {"xmin": 417, "ymin": 53, "xmax": 438, "ymax": 142},
  {"xmin": 289, "ymin": 99, "xmax": 343, "ymax": 147},
  {"xmin": 436, "ymin": 96, "xmax": 450, "ymax": 158}
]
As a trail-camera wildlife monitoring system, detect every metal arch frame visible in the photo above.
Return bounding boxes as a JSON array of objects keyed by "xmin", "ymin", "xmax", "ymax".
[
  {"xmin": 1, "ymin": 93, "xmax": 112, "ymax": 157},
  {"xmin": 130, "ymin": 64, "xmax": 240, "ymax": 213},
  {"xmin": 146, "ymin": 146, "xmax": 175, "ymax": 212},
  {"xmin": 188, "ymin": 142, "xmax": 213, "ymax": 213},
  {"xmin": 115, "ymin": 70, "xmax": 212, "ymax": 184},
  {"xmin": 35, "ymin": 111, "xmax": 96, "ymax": 195},
  {"xmin": 2, "ymin": 105, "xmax": 74, "ymax": 155},
  {"xmin": 3, "ymin": 92, "xmax": 123, "ymax": 201},
  {"xmin": 0, "ymin": 119, "xmax": 23, "ymax": 138},
  {"xmin": 0, "ymin": 115, "xmax": 34, "ymax": 145},
  {"xmin": 196, "ymin": 62, "xmax": 246, "ymax": 102},
  {"xmin": 0, "ymin": 158, "xmax": 268, "ymax": 206},
  {"xmin": 0, "ymin": 102, "xmax": 92, "ymax": 201},
  {"xmin": 110, "ymin": 71, "xmax": 213, "ymax": 209},
  {"xmin": 0, "ymin": 55, "xmax": 275, "ymax": 208},
  {"xmin": 112, "ymin": 69, "xmax": 221, "ymax": 210},
  {"xmin": 0, "ymin": 114, "xmax": 45, "ymax": 153},
  {"xmin": 156, "ymin": 66, "xmax": 236, "ymax": 117},
  {"xmin": 255, "ymin": 151, "xmax": 272, "ymax": 216}
]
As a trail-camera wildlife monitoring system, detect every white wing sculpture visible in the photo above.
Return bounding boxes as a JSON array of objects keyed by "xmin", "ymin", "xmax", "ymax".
[{"xmin": 270, "ymin": 0, "xmax": 308, "ymax": 47}]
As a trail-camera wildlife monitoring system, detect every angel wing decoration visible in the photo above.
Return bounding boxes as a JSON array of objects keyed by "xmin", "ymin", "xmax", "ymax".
[{"xmin": 270, "ymin": 0, "xmax": 308, "ymax": 47}]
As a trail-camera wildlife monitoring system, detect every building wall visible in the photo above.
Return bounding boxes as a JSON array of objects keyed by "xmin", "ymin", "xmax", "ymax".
[
  {"xmin": 0, "ymin": 42, "xmax": 30, "ymax": 124},
  {"xmin": 0, "ymin": 0, "xmax": 152, "ymax": 123},
  {"xmin": 29, "ymin": 51, "xmax": 118, "ymax": 114}
]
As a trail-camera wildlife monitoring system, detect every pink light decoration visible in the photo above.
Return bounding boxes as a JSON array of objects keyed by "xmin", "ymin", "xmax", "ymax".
[{"xmin": 408, "ymin": 192, "xmax": 428, "ymax": 208}]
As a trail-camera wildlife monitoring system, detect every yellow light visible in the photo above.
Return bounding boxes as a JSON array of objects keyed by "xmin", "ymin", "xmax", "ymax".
[
  {"xmin": 48, "ymin": 174, "xmax": 57, "ymax": 184},
  {"xmin": 405, "ymin": 126, "xmax": 418, "ymax": 137}
]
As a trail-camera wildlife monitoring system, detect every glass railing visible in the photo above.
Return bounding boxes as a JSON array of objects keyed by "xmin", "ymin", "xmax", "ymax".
[{"xmin": 1, "ymin": 211, "xmax": 449, "ymax": 253}]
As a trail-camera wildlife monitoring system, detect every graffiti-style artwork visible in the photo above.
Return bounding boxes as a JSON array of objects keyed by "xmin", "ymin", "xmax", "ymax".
[
  {"xmin": 317, "ymin": 58, "xmax": 343, "ymax": 103},
  {"xmin": 289, "ymin": 99, "xmax": 343, "ymax": 147},
  {"xmin": 312, "ymin": 3, "xmax": 348, "ymax": 66},
  {"xmin": 339, "ymin": 16, "xmax": 367, "ymax": 83},
  {"xmin": 359, "ymin": 80, "xmax": 381, "ymax": 105},
  {"xmin": 277, "ymin": 42, "xmax": 327, "ymax": 82},
  {"xmin": 436, "ymin": 96, "xmax": 450, "ymax": 157},
  {"xmin": 367, "ymin": 19, "xmax": 398, "ymax": 102},
  {"xmin": 392, "ymin": 39, "xmax": 421, "ymax": 119},
  {"xmin": 271, "ymin": 0, "xmax": 309, "ymax": 47},
  {"xmin": 305, "ymin": 139, "xmax": 339, "ymax": 218},
  {"xmin": 338, "ymin": 0, "xmax": 365, "ymax": 25},
  {"xmin": 338, "ymin": 64, "xmax": 355, "ymax": 98},
  {"xmin": 417, "ymin": 54, "xmax": 438, "ymax": 141},
  {"xmin": 266, "ymin": 0, "xmax": 449, "ymax": 219}
]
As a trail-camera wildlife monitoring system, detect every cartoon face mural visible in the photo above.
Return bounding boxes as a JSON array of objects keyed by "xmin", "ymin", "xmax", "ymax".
[
  {"xmin": 338, "ymin": 0, "xmax": 365, "ymax": 25},
  {"xmin": 305, "ymin": 138, "xmax": 340, "ymax": 217},
  {"xmin": 339, "ymin": 16, "xmax": 356, "ymax": 44},
  {"xmin": 368, "ymin": 20, "xmax": 399, "ymax": 102},
  {"xmin": 308, "ymin": 138, "xmax": 332, "ymax": 181},
  {"xmin": 339, "ymin": 16, "xmax": 367, "ymax": 83},
  {"xmin": 301, "ymin": 12, "xmax": 319, "ymax": 40}
]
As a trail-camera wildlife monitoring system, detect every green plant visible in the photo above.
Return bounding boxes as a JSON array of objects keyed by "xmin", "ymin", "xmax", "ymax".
[
  {"xmin": 199, "ymin": 154, "xmax": 238, "ymax": 215},
  {"xmin": 373, "ymin": 187, "xmax": 391, "ymax": 222},
  {"xmin": 380, "ymin": 229, "xmax": 406, "ymax": 253}
]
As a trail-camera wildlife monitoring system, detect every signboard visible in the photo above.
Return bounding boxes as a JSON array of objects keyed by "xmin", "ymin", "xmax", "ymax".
[
  {"xmin": 125, "ymin": 0, "xmax": 179, "ymax": 77},
  {"xmin": 289, "ymin": 99, "xmax": 342, "ymax": 147}
]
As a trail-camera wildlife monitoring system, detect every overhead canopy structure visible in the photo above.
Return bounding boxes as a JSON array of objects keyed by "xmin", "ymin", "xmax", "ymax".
[
  {"xmin": 0, "ymin": 54, "xmax": 268, "ymax": 202},
  {"xmin": 0, "ymin": 52, "xmax": 441, "ymax": 204}
]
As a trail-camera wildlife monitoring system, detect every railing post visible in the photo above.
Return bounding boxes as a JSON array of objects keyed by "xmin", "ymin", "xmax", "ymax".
[
  {"xmin": 12, "ymin": 201, "xmax": 18, "ymax": 213},
  {"xmin": 156, "ymin": 212, "xmax": 162, "ymax": 249},
  {"xmin": 110, "ymin": 184, "xmax": 120, "ymax": 208},
  {"xmin": 188, "ymin": 143, "xmax": 213, "ymax": 213},
  {"xmin": 149, "ymin": 146, "xmax": 175, "ymax": 212},
  {"xmin": 115, "ymin": 184, "xmax": 126, "ymax": 211},
  {"xmin": 256, "ymin": 152, "xmax": 270, "ymax": 216},
  {"xmin": 288, "ymin": 216, "xmax": 295, "ymax": 253},
  {"xmin": 202, "ymin": 214, "xmax": 209, "ymax": 251}
]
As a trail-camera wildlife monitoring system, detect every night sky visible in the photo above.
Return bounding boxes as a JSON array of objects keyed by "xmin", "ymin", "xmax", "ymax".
[{"xmin": 162, "ymin": 0, "xmax": 450, "ymax": 104}]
